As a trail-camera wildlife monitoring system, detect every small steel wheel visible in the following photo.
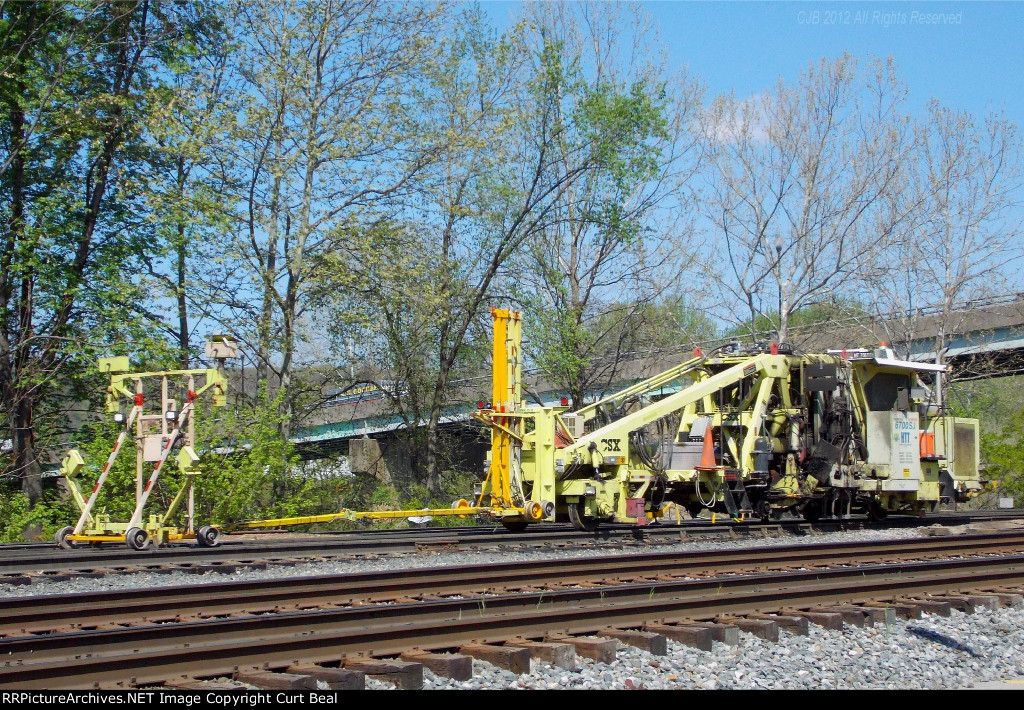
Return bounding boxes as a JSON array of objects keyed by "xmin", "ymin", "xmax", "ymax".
[
  {"xmin": 500, "ymin": 520, "xmax": 529, "ymax": 533},
  {"xmin": 754, "ymin": 499, "xmax": 772, "ymax": 522},
  {"xmin": 55, "ymin": 526, "xmax": 78, "ymax": 550},
  {"xmin": 196, "ymin": 525, "xmax": 220, "ymax": 548},
  {"xmin": 125, "ymin": 527, "xmax": 150, "ymax": 551}
]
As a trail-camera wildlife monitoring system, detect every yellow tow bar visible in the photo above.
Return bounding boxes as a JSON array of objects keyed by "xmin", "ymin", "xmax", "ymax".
[{"xmin": 222, "ymin": 501, "xmax": 524, "ymax": 532}]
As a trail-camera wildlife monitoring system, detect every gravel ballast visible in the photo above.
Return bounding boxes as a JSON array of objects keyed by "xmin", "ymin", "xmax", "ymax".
[
  {"xmin": 0, "ymin": 527, "xmax": 925, "ymax": 597},
  {"xmin": 413, "ymin": 605, "xmax": 1024, "ymax": 690}
]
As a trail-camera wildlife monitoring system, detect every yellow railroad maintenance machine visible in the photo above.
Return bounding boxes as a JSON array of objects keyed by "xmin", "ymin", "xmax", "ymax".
[
  {"xmin": 59, "ymin": 310, "xmax": 986, "ymax": 550},
  {"xmin": 55, "ymin": 336, "xmax": 238, "ymax": 550},
  {"xmin": 472, "ymin": 308, "xmax": 986, "ymax": 530}
]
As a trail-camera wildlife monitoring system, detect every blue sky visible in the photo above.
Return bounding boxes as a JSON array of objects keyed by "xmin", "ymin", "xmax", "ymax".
[{"xmin": 483, "ymin": 1, "xmax": 1023, "ymax": 124}]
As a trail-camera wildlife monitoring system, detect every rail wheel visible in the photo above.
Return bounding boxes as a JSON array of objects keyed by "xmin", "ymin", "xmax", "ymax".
[
  {"xmin": 196, "ymin": 525, "xmax": 220, "ymax": 548},
  {"xmin": 500, "ymin": 520, "xmax": 529, "ymax": 533},
  {"xmin": 754, "ymin": 499, "xmax": 773, "ymax": 522},
  {"xmin": 125, "ymin": 526, "xmax": 150, "ymax": 551},
  {"xmin": 567, "ymin": 502, "xmax": 600, "ymax": 532},
  {"xmin": 802, "ymin": 500, "xmax": 822, "ymax": 523},
  {"xmin": 55, "ymin": 526, "xmax": 78, "ymax": 550},
  {"xmin": 866, "ymin": 502, "xmax": 888, "ymax": 522},
  {"xmin": 833, "ymin": 490, "xmax": 852, "ymax": 520}
]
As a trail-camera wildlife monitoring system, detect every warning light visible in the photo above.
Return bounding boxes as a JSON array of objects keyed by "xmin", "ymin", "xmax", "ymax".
[
  {"xmin": 694, "ymin": 347, "xmax": 702, "ymax": 358},
  {"xmin": 560, "ymin": 397, "xmax": 568, "ymax": 407},
  {"xmin": 477, "ymin": 401, "xmax": 485, "ymax": 409}
]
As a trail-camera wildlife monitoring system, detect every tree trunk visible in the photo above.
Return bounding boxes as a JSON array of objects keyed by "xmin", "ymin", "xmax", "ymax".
[
  {"xmin": 425, "ymin": 408, "xmax": 442, "ymax": 493},
  {"xmin": 175, "ymin": 157, "xmax": 190, "ymax": 368},
  {"xmin": 7, "ymin": 44, "xmax": 37, "ymax": 503},
  {"xmin": 14, "ymin": 395, "xmax": 42, "ymax": 505}
]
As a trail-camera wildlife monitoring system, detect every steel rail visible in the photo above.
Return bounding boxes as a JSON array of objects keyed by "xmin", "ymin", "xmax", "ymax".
[
  {"xmin": 1, "ymin": 510, "xmax": 1018, "ymax": 576},
  {"xmin": 2, "ymin": 554, "xmax": 1023, "ymax": 688},
  {"xmin": 3, "ymin": 531, "xmax": 1024, "ymax": 635}
]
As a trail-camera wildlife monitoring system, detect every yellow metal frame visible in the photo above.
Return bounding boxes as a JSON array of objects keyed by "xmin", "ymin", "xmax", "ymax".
[
  {"xmin": 481, "ymin": 307, "xmax": 522, "ymax": 510},
  {"xmin": 67, "ymin": 533, "xmax": 197, "ymax": 543},
  {"xmin": 57, "ymin": 346, "xmax": 234, "ymax": 549}
]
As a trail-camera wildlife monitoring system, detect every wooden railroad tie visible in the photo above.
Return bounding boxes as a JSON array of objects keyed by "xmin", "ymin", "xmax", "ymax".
[
  {"xmin": 286, "ymin": 664, "xmax": 365, "ymax": 690},
  {"xmin": 715, "ymin": 616, "xmax": 779, "ymax": 642},
  {"xmin": 546, "ymin": 634, "xmax": 619, "ymax": 664},
  {"xmin": 234, "ymin": 669, "xmax": 318, "ymax": 690},
  {"xmin": 598, "ymin": 628, "xmax": 667, "ymax": 655},
  {"xmin": 504, "ymin": 638, "xmax": 577, "ymax": 670},
  {"xmin": 399, "ymin": 650, "xmax": 474, "ymax": 681},
  {"xmin": 459, "ymin": 643, "xmax": 531, "ymax": 674},
  {"xmin": 746, "ymin": 613, "xmax": 810, "ymax": 635},
  {"xmin": 342, "ymin": 657, "xmax": 423, "ymax": 690}
]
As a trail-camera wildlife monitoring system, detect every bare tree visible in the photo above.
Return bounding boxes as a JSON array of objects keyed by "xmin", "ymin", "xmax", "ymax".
[
  {"xmin": 862, "ymin": 102, "xmax": 1023, "ymax": 388},
  {"xmin": 697, "ymin": 54, "xmax": 913, "ymax": 344}
]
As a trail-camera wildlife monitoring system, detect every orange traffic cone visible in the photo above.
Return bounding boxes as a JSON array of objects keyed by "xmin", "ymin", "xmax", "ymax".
[{"xmin": 694, "ymin": 428, "xmax": 720, "ymax": 471}]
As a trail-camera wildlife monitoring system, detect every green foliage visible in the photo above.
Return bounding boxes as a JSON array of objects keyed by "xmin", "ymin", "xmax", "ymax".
[
  {"xmin": 524, "ymin": 294, "xmax": 719, "ymax": 407},
  {"xmin": 949, "ymin": 376, "xmax": 1024, "ymax": 501},
  {"xmin": 71, "ymin": 420, "xmax": 148, "ymax": 522},
  {"xmin": 193, "ymin": 395, "xmax": 331, "ymax": 525},
  {"xmin": 983, "ymin": 420, "xmax": 1024, "ymax": 500},
  {"xmin": 510, "ymin": 6, "xmax": 696, "ymax": 411},
  {"xmin": 0, "ymin": 1, "xmax": 225, "ymax": 503},
  {"xmin": 725, "ymin": 299, "xmax": 867, "ymax": 340},
  {"xmin": 369, "ymin": 484, "xmax": 400, "ymax": 509},
  {"xmin": 0, "ymin": 484, "xmax": 76, "ymax": 543}
]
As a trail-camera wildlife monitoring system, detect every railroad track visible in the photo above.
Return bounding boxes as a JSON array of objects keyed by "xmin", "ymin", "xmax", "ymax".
[
  {"xmin": 2, "ymin": 509, "xmax": 1019, "ymax": 581},
  {"xmin": 4, "ymin": 530, "xmax": 1024, "ymax": 635},
  {"xmin": 2, "ymin": 531, "xmax": 1023, "ymax": 689}
]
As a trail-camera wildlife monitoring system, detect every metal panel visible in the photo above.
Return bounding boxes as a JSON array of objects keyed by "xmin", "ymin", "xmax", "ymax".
[
  {"xmin": 953, "ymin": 421, "xmax": 979, "ymax": 480},
  {"xmin": 670, "ymin": 442, "xmax": 704, "ymax": 470},
  {"xmin": 143, "ymin": 435, "xmax": 169, "ymax": 463},
  {"xmin": 866, "ymin": 411, "xmax": 920, "ymax": 490},
  {"xmin": 804, "ymin": 363, "xmax": 838, "ymax": 391}
]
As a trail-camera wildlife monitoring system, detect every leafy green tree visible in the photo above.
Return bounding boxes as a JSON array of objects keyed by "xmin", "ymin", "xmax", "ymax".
[
  {"xmin": 982, "ymin": 420, "xmax": 1024, "ymax": 501},
  {"xmin": 193, "ymin": 392, "xmax": 321, "ymax": 525},
  {"xmin": 948, "ymin": 376, "xmax": 1024, "ymax": 502},
  {"xmin": 512, "ymin": 3, "xmax": 703, "ymax": 409},
  {"xmin": 327, "ymin": 5, "xmax": 704, "ymax": 489},
  {"xmin": 138, "ymin": 15, "xmax": 234, "ymax": 368},
  {"xmin": 201, "ymin": 0, "xmax": 446, "ymax": 442},
  {"xmin": 0, "ymin": 481, "xmax": 76, "ymax": 542},
  {"xmin": 0, "ymin": 1, "xmax": 216, "ymax": 507}
]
